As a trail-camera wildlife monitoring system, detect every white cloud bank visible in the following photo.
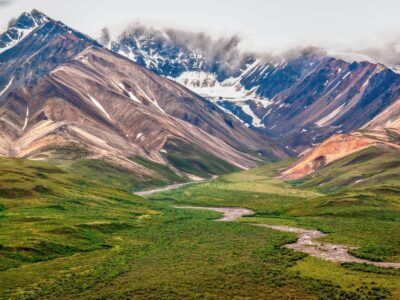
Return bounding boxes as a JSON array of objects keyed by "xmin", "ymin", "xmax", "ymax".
[{"xmin": 2, "ymin": 0, "xmax": 400, "ymax": 65}]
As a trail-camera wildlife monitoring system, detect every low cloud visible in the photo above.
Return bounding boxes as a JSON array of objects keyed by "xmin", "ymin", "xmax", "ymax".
[
  {"xmin": 114, "ymin": 22, "xmax": 400, "ymax": 70},
  {"xmin": 0, "ymin": 0, "xmax": 14, "ymax": 6},
  {"xmin": 117, "ymin": 23, "xmax": 259, "ymax": 78},
  {"xmin": 99, "ymin": 27, "xmax": 111, "ymax": 46},
  {"xmin": 362, "ymin": 41, "xmax": 400, "ymax": 67}
]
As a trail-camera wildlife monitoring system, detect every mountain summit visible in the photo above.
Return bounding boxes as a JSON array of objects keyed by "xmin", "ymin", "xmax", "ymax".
[{"xmin": 0, "ymin": 10, "xmax": 101, "ymax": 101}]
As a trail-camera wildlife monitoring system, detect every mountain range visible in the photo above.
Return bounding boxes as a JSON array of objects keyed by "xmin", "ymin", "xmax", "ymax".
[
  {"xmin": 111, "ymin": 25, "xmax": 400, "ymax": 155},
  {"xmin": 0, "ymin": 10, "xmax": 289, "ymax": 185},
  {"xmin": 2, "ymin": 10, "xmax": 400, "ymax": 186}
]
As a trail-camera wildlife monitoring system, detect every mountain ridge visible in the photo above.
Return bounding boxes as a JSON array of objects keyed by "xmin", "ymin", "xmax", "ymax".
[
  {"xmin": 110, "ymin": 25, "xmax": 400, "ymax": 153},
  {"xmin": 4, "ymin": 10, "xmax": 400, "ymax": 183},
  {"xmin": 0, "ymin": 11, "xmax": 288, "ymax": 183}
]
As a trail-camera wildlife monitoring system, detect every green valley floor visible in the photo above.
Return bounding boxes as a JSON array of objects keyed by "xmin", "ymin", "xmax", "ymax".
[{"xmin": 1, "ymin": 156, "xmax": 400, "ymax": 299}]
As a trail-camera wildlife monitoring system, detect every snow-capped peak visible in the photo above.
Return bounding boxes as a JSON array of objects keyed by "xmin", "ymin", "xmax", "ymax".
[{"xmin": 0, "ymin": 10, "xmax": 49, "ymax": 55}]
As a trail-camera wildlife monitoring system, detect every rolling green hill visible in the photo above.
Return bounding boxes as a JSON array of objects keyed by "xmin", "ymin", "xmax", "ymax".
[{"xmin": 292, "ymin": 146, "xmax": 400, "ymax": 193}]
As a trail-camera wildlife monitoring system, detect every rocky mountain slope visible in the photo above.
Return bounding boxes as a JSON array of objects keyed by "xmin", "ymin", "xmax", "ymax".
[
  {"xmin": 0, "ymin": 10, "xmax": 101, "ymax": 101},
  {"xmin": 111, "ymin": 26, "xmax": 400, "ymax": 153},
  {"xmin": 280, "ymin": 71, "xmax": 400, "ymax": 180},
  {"xmin": 280, "ymin": 128, "xmax": 400, "ymax": 180},
  {"xmin": 0, "ymin": 11, "xmax": 288, "ymax": 182},
  {"xmin": 4, "ymin": 11, "xmax": 400, "ymax": 182}
]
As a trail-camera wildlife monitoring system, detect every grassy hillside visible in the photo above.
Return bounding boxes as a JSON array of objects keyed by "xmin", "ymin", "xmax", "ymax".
[
  {"xmin": 164, "ymin": 138, "xmax": 241, "ymax": 178},
  {"xmin": 292, "ymin": 146, "xmax": 400, "ymax": 192},
  {"xmin": 0, "ymin": 157, "xmax": 157, "ymax": 270},
  {"xmin": 1, "ymin": 156, "xmax": 400, "ymax": 298}
]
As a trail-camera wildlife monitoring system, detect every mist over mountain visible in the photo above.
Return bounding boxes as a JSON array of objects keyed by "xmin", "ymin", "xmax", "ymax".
[
  {"xmin": 108, "ymin": 22, "xmax": 400, "ymax": 153},
  {"xmin": 109, "ymin": 23, "xmax": 259, "ymax": 81},
  {"xmin": 106, "ymin": 19, "xmax": 400, "ymax": 74}
]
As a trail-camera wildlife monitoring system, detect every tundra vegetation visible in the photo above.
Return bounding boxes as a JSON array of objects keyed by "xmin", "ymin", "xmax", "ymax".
[{"xmin": 1, "ymin": 148, "xmax": 400, "ymax": 299}]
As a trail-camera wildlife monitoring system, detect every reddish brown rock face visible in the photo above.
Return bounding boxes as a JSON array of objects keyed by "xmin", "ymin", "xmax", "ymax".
[{"xmin": 280, "ymin": 134, "xmax": 379, "ymax": 180}]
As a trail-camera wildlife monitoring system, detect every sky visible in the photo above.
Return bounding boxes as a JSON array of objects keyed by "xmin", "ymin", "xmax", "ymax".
[{"xmin": 1, "ymin": 0, "xmax": 400, "ymax": 53}]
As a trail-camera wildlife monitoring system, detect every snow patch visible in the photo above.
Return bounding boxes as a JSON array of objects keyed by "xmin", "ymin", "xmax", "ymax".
[
  {"xmin": 127, "ymin": 91, "xmax": 141, "ymax": 103},
  {"xmin": 89, "ymin": 96, "xmax": 111, "ymax": 120},
  {"xmin": 22, "ymin": 106, "xmax": 29, "ymax": 131},
  {"xmin": 326, "ymin": 80, "xmax": 341, "ymax": 94},
  {"xmin": 117, "ymin": 82, "xmax": 141, "ymax": 103},
  {"xmin": 342, "ymin": 71, "xmax": 351, "ymax": 79},
  {"xmin": 175, "ymin": 71, "xmax": 272, "ymax": 105},
  {"xmin": 79, "ymin": 55, "xmax": 88, "ymax": 63},
  {"xmin": 278, "ymin": 103, "xmax": 290, "ymax": 109},
  {"xmin": 241, "ymin": 104, "xmax": 264, "ymax": 128},
  {"xmin": 175, "ymin": 70, "xmax": 273, "ymax": 128},
  {"xmin": 316, "ymin": 104, "xmax": 346, "ymax": 127},
  {"xmin": 135, "ymin": 85, "xmax": 165, "ymax": 113},
  {"xmin": 0, "ymin": 11, "xmax": 48, "ymax": 54},
  {"xmin": 0, "ymin": 76, "xmax": 14, "ymax": 97},
  {"xmin": 0, "ymin": 27, "xmax": 36, "ymax": 54}
]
